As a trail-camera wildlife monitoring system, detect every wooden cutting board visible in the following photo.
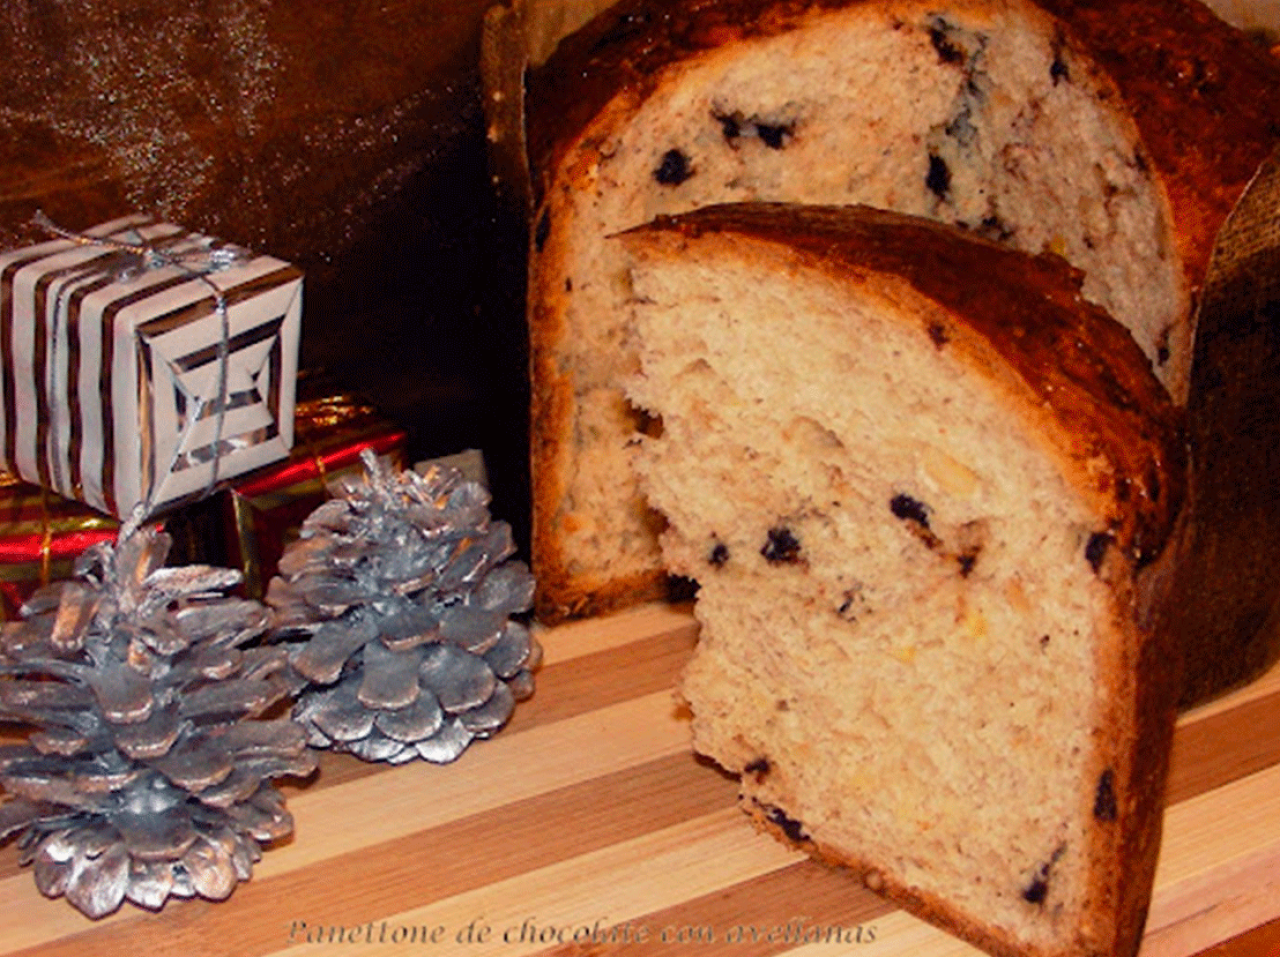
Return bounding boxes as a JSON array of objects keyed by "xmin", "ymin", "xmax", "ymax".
[{"xmin": 0, "ymin": 602, "xmax": 1278, "ymax": 957}]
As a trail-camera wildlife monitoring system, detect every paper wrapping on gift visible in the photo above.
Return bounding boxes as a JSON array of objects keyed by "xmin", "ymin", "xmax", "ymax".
[
  {"xmin": 0, "ymin": 214, "xmax": 303, "ymax": 520},
  {"xmin": 0, "ymin": 471, "xmax": 119, "ymax": 620},
  {"xmin": 225, "ymin": 394, "xmax": 407, "ymax": 599}
]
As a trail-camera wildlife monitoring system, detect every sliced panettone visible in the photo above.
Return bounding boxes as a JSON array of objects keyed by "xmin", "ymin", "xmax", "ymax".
[{"xmin": 621, "ymin": 203, "xmax": 1186, "ymax": 957}]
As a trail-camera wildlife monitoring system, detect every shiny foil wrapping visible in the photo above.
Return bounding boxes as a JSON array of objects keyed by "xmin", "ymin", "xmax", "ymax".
[
  {"xmin": 0, "ymin": 215, "xmax": 302, "ymax": 520},
  {"xmin": 224, "ymin": 393, "xmax": 407, "ymax": 600}
]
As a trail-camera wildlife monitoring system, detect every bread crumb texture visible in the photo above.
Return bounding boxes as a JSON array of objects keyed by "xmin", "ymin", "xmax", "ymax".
[{"xmin": 624, "ymin": 235, "xmax": 1134, "ymax": 955}]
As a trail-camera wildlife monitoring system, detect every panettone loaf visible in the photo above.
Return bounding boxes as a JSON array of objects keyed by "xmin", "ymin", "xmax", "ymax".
[
  {"xmin": 525, "ymin": 0, "xmax": 1280, "ymax": 624},
  {"xmin": 621, "ymin": 203, "xmax": 1186, "ymax": 957}
]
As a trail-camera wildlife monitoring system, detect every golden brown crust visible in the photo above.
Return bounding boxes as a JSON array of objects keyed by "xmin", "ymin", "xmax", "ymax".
[
  {"xmin": 1162, "ymin": 153, "xmax": 1280, "ymax": 705},
  {"xmin": 533, "ymin": 574, "xmax": 672, "ymax": 623},
  {"xmin": 629, "ymin": 202, "xmax": 1187, "ymax": 572},
  {"xmin": 527, "ymin": 292, "xmax": 575, "ymax": 621},
  {"xmin": 528, "ymin": 0, "xmax": 839, "ymax": 196},
  {"xmin": 528, "ymin": 358, "xmax": 671, "ymax": 621}
]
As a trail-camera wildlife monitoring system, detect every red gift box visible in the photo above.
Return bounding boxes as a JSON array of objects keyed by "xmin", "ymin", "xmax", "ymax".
[
  {"xmin": 223, "ymin": 393, "xmax": 407, "ymax": 599},
  {"xmin": 0, "ymin": 472, "xmax": 120, "ymax": 620}
]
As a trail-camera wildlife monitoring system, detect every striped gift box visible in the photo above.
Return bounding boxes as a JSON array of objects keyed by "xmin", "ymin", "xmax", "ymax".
[{"xmin": 0, "ymin": 214, "xmax": 302, "ymax": 519}]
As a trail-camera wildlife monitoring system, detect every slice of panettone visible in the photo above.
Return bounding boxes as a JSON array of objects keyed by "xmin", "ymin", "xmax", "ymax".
[{"xmin": 621, "ymin": 203, "xmax": 1185, "ymax": 957}]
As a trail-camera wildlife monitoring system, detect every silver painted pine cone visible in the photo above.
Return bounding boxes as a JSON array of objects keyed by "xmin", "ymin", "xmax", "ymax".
[
  {"xmin": 0, "ymin": 519, "xmax": 316, "ymax": 918},
  {"xmin": 267, "ymin": 449, "xmax": 540, "ymax": 765}
]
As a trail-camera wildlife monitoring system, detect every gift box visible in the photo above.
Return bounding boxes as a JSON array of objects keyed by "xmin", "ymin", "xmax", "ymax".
[
  {"xmin": 0, "ymin": 213, "xmax": 303, "ymax": 520},
  {"xmin": 0, "ymin": 471, "xmax": 119, "ymax": 620},
  {"xmin": 224, "ymin": 392, "xmax": 407, "ymax": 599}
]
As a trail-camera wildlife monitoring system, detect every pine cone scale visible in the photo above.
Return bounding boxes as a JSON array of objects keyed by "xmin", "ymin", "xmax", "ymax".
[
  {"xmin": 113, "ymin": 806, "xmax": 199, "ymax": 862},
  {"xmin": 3, "ymin": 769, "xmax": 100, "ymax": 808},
  {"xmin": 31, "ymin": 839, "xmax": 72, "ymax": 894},
  {"xmin": 0, "ymin": 798, "xmax": 45, "ymax": 841},
  {"xmin": 125, "ymin": 859, "xmax": 176, "ymax": 910},
  {"xmin": 89, "ymin": 664, "xmax": 155, "ymax": 724},
  {"xmin": 183, "ymin": 838, "xmax": 238, "ymax": 902},
  {"xmin": 419, "ymin": 643, "xmax": 496, "ymax": 714},
  {"xmin": 172, "ymin": 600, "xmax": 269, "ymax": 648},
  {"xmin": 439, "ymin": 606, "xmax": 505, "ymax": 654},
  {"xmin": 28, "ymin": 728, "xmax": 92, "ymax": 757},
  {"xmin": 472, "ymin": 562, "xmax": 537, "ymax": 613},
  {"xmin": 345, "ymin": 734, "xmax": 409, "ymax": 763},
  {"xmin": 482, "ymin": 622, "xmax": 535, "ymax": 679},
  {"xmin": 357, "ymin": 643, "xmax": 422, "ymax": 710},
  {"xmin": 177, "ymin": 677, "xmax": 286, "ymax": 723},
  {"xmin": 0, "ymin": 675, "xmax": 94, "ymax": 709},
  {"xmin": 291, "ymin": 616, "xmax": 378, "ymax": 684},
  {"xmin": 183, "ymin": 647, "xmax": 246, "ymax": 682},
  {"xmin": 372, "ymin": 694, "xmax": 444, "ymax": 742},
  {"xmin": 413, "ymin": 718, "xmax": 472, "ymax": 764},
  {"xmin": 377, "ymin": 603, "xmax": 441, "ymax": 650},
  {"xmin": 220, "ymin": 785, "xmax": 293, "ymax": 841},
  {"xmin": 146, "ymin": 737, "xmax": 236, "ymax": 792},
  {"xmin": 142, "ymin": 566, "xmax": 243, "ymax": 603},
  {"xmin": 112, "ymin": 704, "xmax": 185, "ymax": 760},
  {"xmin": 304, "ymin": 684, "xmax": 375, "ymax": 743},
  {"xmin": 212, "ymin": 719, "xmax": 309, "ymax": 757},
  {"xmin": 63, "ymin": 841, "xmax": 131, "ymax": 919},
  {"xmin": 49, "ymin": 591, "xmax": 98, "ymax": 654},
  {"xmin": 459, "ymin": 682, "xmax": 515, "ymax": 736}
]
